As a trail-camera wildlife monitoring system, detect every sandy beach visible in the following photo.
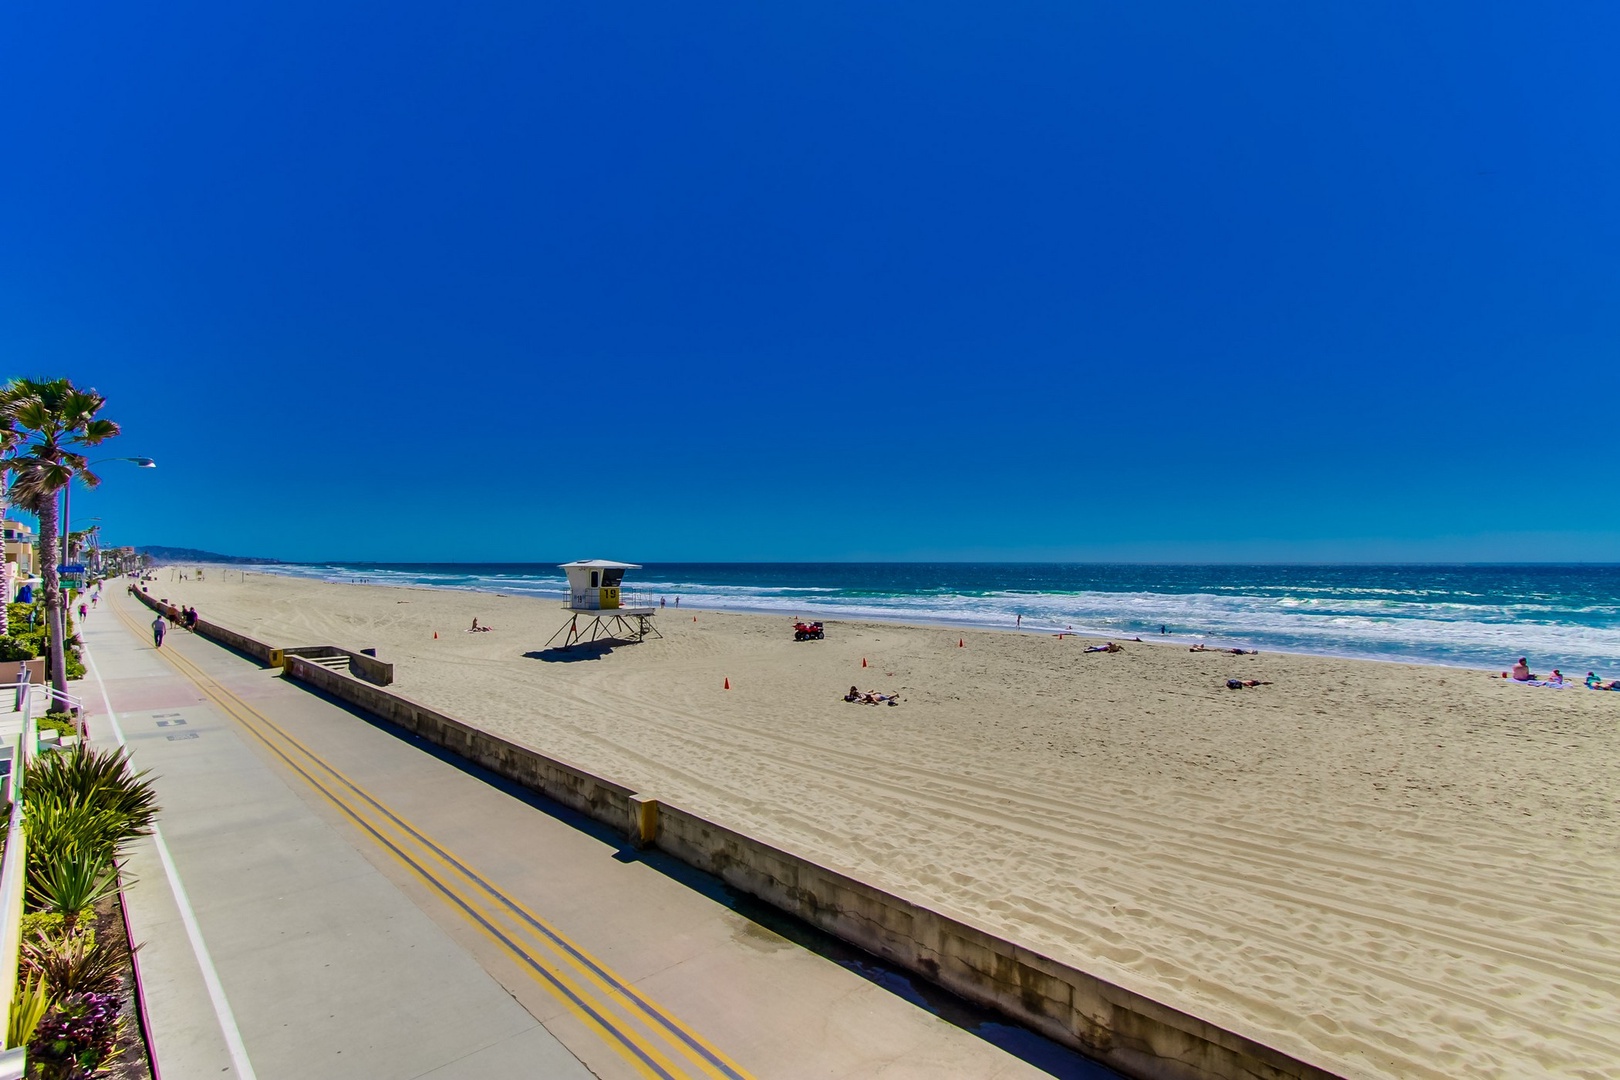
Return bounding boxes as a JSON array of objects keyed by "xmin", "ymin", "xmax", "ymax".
[{"xmin": 130, "ymin": 570, "xmax": 1620, "ymax": 1080}]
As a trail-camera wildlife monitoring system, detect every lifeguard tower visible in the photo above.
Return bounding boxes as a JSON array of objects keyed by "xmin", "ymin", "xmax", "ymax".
[{"xmin": 546, "ymin": 559, "xmax": 662, "ymax": 648}]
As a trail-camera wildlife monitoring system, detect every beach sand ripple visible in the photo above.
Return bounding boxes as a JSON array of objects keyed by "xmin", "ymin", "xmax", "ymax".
[{"xmin": 146, "ymin": 572, "xmax": 1620, "ymax": 1080}]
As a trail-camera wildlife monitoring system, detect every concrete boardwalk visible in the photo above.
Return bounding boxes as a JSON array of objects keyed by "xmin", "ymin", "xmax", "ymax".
[{"xmin": 86, "ymin": 589, "xmax": 1070, "ymax": 1079}]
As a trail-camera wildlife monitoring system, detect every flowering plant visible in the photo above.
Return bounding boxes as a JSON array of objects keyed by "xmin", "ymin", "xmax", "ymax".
[{"xmin": 29, "ymin": 990, "xmax": 124, "ymax": 1079}]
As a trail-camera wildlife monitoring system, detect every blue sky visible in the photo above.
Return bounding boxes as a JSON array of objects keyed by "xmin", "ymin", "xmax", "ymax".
[{"xmin": 3, "ymin": 2, "xmax": 1617, "ymax": 562}]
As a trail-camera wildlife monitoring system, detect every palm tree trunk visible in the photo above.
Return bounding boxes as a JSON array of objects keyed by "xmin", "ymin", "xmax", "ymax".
[
  {"xmin": 0, "ymin": 490, "xmax": 8, "ymax": 640},
  {"xmin": 37, "ymin": 492, "xmax": 67, "ymax": 696}
]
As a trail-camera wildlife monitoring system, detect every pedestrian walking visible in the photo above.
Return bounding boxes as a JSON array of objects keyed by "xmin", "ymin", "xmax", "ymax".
[{"xmin": 151, "ymin": 615, "xmax": 166, "ymax": 648}]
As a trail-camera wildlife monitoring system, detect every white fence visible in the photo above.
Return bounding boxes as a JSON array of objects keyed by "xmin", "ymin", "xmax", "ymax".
[{"xmin": 0, "ymin": 676, "xmax": 39, "ymax": 1075}]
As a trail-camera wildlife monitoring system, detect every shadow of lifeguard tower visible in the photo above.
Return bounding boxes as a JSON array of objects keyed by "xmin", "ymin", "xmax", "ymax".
[{"xmin": 545, "ymin": 560, "xmax": 662, "ymax": 648}]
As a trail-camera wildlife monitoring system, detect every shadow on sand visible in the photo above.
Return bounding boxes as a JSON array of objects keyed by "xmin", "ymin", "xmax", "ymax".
[{"xmin": 523, "ymin": 640, "xmax": 640, "ymax": 663}]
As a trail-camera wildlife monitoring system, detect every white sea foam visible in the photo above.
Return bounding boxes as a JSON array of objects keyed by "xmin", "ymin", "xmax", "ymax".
[{"xmin": 250, "ymin": 564, "xmax": 1620, "ymax": 672}]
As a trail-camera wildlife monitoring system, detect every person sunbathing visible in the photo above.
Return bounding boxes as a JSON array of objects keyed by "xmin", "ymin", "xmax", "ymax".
[
  {"xmin": 1189, "ymin": 643, "xmax": 1210, "ymax": 652},
  {"xmin": 1226, "ymin": 678, "xmax": 1272, "ymax": 689},
  {"xmin": 468, "ymin": 618, "xmax": 493, "ymax": 632},
  {"xmin": 1510, "ymin": 658, "xmax": 1533, "ymax": 682},
  {"xmin": 1586, "ymin": 672, "xmax": 1620, "ymax": 690},
  {"xmin": 1084, "ymin": 642, "xmax": 1123, "ymax": 653},
  {"xmin": 862, "ymin": 692, "xmax": 900, "ymax": 705},
  {"xmin": 845, "ymin": 685, "xmax": 862, "ymax": 702}
]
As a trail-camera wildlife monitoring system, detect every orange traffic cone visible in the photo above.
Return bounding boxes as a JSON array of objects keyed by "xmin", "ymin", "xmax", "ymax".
[
  {"xmin": 958, "ymin": 638, "xmax": 964, "ymax": 648},
  {"xmin": 861, "ymin": 657, "xmax": 867, "ymax": 668},
  {"xmin": 433, "ymin": 631, "xmax": 438, "ymax": 639},
  {"xmin": 724, "ymin": 677, "xmax": 730, "ymax": 690}
]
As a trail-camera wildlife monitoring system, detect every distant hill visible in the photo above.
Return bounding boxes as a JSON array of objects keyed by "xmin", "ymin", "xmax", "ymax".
[{"xmin": 137, "ymin": 546, "xmax": 282, "ymax": 565}]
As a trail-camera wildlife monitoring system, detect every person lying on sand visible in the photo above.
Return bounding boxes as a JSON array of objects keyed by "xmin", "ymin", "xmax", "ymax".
[
  {"xmin": 1586, "ymin": 672, "xmax": 1620, "ymax": 690},
  {"xmin": 1228, "ymin": 648, "xmax": 1258, "ymax": 655},
  {"xmin": 1189, "ymin": 643, "xmax": 1210, "ymax": 652},
  {"xmin": 467, "ymin": 618, "xmax": 493, "ymax": 633},
  {"xmin": 1225, "ymin": 678, "xmax": 1272, "ymax": 689},
  {"xmin": 1084, "ymin": 642, "xmax": 1124, "ymax": 653},
  {"xmin": 845, "ymin": 685, "xmax": 862, "ymax": 702},
  {"xmin": 862, "ymin": 692, "xmax": 900, "ymax": 705}
]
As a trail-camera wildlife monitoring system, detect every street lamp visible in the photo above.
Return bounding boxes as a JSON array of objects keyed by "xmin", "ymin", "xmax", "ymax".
[{"xmin": 62, "ymin": 457, "xmax": 156, "ymax": 571}]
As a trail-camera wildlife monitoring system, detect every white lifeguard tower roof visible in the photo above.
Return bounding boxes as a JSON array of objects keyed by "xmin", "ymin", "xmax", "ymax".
[{"xmin": 548, "ymin": 559, "xmax": 661, "ymax": 648}]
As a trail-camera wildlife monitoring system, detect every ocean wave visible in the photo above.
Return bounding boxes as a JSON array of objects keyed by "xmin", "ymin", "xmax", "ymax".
[{"xmin": 250, "ymin": 564, "xmax": 1620, "ymax": 672}]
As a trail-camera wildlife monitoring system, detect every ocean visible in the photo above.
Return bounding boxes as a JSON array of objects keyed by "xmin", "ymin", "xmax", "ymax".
[{"xmin": 253, "ymin": 562, "xmax": 1620, "ymax": 675}]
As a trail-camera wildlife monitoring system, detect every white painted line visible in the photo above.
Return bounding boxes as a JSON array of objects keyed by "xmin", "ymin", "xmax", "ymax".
[{"xmin": 85, "ymin": 638, "xmax": 259, "ymax": 1080}]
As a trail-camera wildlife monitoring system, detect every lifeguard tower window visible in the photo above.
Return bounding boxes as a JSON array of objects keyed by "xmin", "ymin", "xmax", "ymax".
[
  {"xmin": 590, "ymin": 571, "xmax": 599, "ymax": 588},
  {"xmin": 601, "ymin": 568, "xmax": 626, "ymax": 588}
]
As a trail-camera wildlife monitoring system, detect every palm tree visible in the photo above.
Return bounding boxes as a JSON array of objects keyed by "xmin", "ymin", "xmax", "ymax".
[
  {"xmin": 2, "ymin": 379, "xmax": 121, "ymax": 697},
  {"xmin": 76, "ymin": 524, "xmax": 102, "ymax": 574},
  {"xmin": 0, "ymin": 396, "xmax": 24, "ymax": 640}
]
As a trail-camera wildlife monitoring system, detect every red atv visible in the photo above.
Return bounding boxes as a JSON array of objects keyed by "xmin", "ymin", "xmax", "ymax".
[{"xmin": 793, "ymin": 621, "xmax": 825, "ymax": 641}]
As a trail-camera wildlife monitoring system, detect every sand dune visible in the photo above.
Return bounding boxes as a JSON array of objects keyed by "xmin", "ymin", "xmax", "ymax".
[{"xmin": 134, "ymin": 570, "xmax": 1620, "ymax": 1080}]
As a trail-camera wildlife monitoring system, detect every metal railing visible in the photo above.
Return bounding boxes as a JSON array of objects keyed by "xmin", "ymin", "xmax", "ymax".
[
  {"xmin": 566, "ymin": 590, "xmax": 659, "ymax": 611},
  {"xmin": 0, "ymin": 674, "xmax": 39, "ymax": 1066}
]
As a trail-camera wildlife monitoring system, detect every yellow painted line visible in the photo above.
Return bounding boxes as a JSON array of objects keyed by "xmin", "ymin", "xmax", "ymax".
[
  {"xmin": 136, "ymin": 625, "xmax": 675, "ymax": 1080},
  {"xmin": 112, "ymin": 601, "xmax": 717, "ymax": 1080},
  {"xmin": 133, "ymin": 610, "xmax": 753, "ymax": 1080}
]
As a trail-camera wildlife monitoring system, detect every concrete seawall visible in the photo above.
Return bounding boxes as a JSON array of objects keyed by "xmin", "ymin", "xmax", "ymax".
[
  {"xmin": 129, "ymin": 590, "xmax": 392, "ymax": 684},
  {"xmin": 127, "ymin": 588, "xmax": 1343, "ymax": 1080}
]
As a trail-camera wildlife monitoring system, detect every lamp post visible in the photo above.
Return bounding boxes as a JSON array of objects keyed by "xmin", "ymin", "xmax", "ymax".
[{"xmin": 61, "ymin": 457, "xmax": 155, "ymax": 573}]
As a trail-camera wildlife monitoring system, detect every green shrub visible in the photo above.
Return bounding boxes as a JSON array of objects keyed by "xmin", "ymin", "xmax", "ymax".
[
  {"xmin": 7, "ymin": 602, "xmax": 37, "ymax": 632},
  {"xmin": 7, "ymin": 973, "xmax": 49, "ymax": 1051},
  {"xmin": 22, "ymin": 927, "xmax": 122, "ymax": 997},
  {"xmin": 37, "ymin": 714, "xmax": 77, "ymax": 739},
  {"xmin": 27, "ymin": 847, "xmax": 119, "ymax": 931},
  {"xmin": 24, "ymin": 748, "xmax": 159, "ymax": 845},
  {"xmin": 25, "ymin": 797, "xmax": 137, "ymax": 892},
  {"xmin": 19, "ymin": 912, "xmax": 94, "ymax": 952},
  {"xmin": 0, "ymin": 636, "xmax": 37, "ymax": 661},
  {"xmin": 22, "ymin": 748, "xmax": 160, "ymax": 899}
]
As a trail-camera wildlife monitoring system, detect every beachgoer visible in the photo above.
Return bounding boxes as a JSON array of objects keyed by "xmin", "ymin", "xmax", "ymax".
[
  {"xmin": 1225, "ymin": 679, "xmax": 1272, "ymax": 689},
  {"xmin": 1547, "ymin": 669, "xmax": 1565, "ymax": 686},
  {"xmin": 1016, "ymin": 614, "xmax": 1021, "ymax": 628},
  {"xmin": 90, "ymin": 595, "xmax": 97, "ymax": 609},
  {"xmin": 471, "ymin": 618, "xmax": 481, "ymax": 632},
  {"xmin": 77, "ymin": 601, "xmax": 87, "ymax": 621},
  {"xmin": 151, "ymin": 615, "xmax": 165, "ymax": 648},
  {"xmin": 844, "ymin": 685, "xmax": 862, "ymax": 702},
  {"xmin": 1511, "ymin": 658, "xmax": 1533, "ymax": 682},
  {"xmin": 1160, "ymin": 625, "xmax": 1167, "ymax": 635},
  {"xmin": 660, "ymin": 597, "xmax": 666, "ymax": 608},
  {"xmin": 1189, "ymin": 643, "xmax": 1210, "ymax": 652}
]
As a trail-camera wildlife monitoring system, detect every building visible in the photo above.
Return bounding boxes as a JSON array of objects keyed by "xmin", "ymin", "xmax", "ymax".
[{"xmin": 2, "ymin": 518, "xmax": 36, "ymax": 579}]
